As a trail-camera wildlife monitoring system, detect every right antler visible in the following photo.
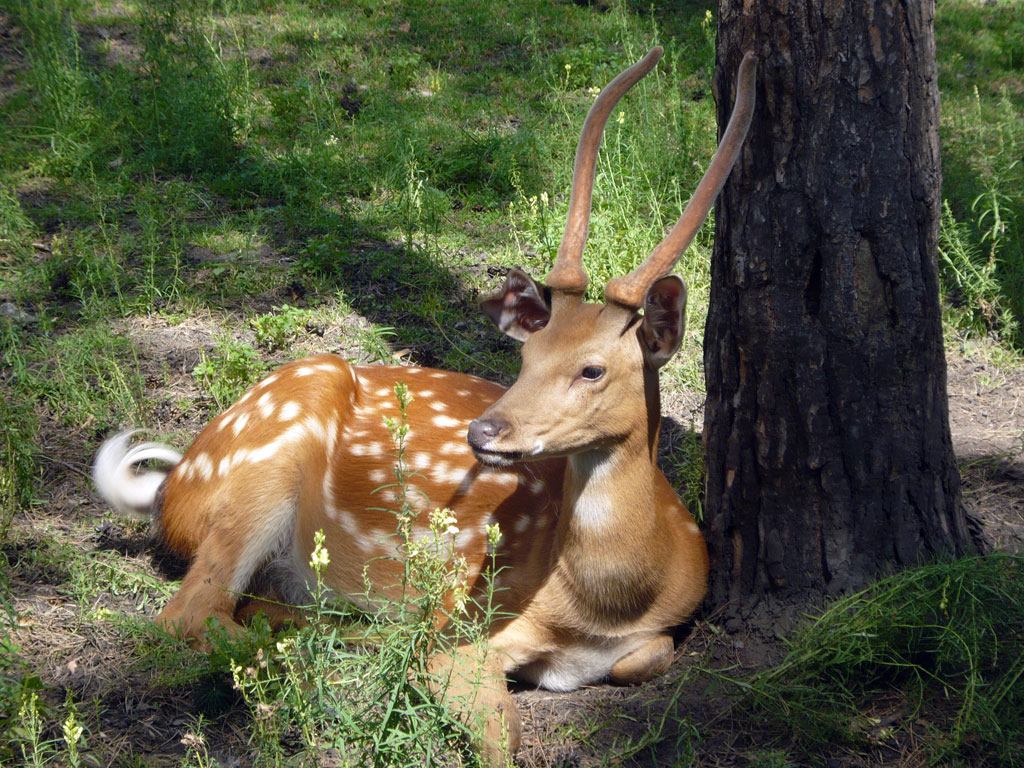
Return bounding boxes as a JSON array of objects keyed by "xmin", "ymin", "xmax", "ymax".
[
  {"xmin": 604, "ymin": 51, "xmax": 758, "ymax": 309},
  {"xmin": 545, "ymin": 46, "xmax": 665, "ymax": 296}
]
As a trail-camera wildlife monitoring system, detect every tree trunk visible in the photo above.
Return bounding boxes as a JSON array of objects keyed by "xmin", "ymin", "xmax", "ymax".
[{"xmin": 704, "ymin": 0, "xmax": 982, "ymax": 629}]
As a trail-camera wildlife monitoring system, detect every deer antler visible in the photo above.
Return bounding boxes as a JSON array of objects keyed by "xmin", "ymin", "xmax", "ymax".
[
  {"xmin": 546, "ymin": 47, "xmax": 664, "ymax": 295},
  {"xmin": 604, "ymin": 51, "xmax": 758, "ymax": 309}
]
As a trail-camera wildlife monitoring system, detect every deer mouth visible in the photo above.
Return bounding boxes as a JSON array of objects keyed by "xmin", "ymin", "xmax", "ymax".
[{"xmin": 471, "ymin": 447, "xmax": 525, "ymax": 467}]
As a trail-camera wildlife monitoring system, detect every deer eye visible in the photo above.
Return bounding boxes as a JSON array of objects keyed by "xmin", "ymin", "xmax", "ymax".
[{"xmin": 580, "ymin": 366, "xmax": 605, "ymax": 381}]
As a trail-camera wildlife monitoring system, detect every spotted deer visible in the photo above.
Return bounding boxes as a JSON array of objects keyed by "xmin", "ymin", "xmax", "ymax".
[{"xmin": 93, "ymin": 47, "xmax": 756, "ymax": 764}]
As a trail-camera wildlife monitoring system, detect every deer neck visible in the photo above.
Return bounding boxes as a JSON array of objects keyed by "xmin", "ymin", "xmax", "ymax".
[
  {"xmin": 559, "ymin": 366, "xmax": 664, "ymax": 543},
  {"xmin": 549, "ymin": 433, "xmax": 668, "ymax": 627},
  {"xmin": 560, "ymin": 436, "xmax": 657, "ymax": 539}
]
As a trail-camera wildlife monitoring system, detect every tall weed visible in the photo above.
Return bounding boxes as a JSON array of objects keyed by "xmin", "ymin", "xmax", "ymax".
[
  {"xmin": 16, "ymin": 0, "xmax": 95, "ymax": 170},
  {"xmin": 939, "ymin": 36, "xmax": 1024, "ymax": 348},
  {"xmin": 129, "ymin": 0, "xmax": 242, "ymax": 174}
]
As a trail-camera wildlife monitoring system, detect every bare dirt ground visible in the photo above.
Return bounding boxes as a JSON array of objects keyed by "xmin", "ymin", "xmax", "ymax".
[{"xmin": 5, "ymin": 314, "xmax": 1023, "ymax": 767}]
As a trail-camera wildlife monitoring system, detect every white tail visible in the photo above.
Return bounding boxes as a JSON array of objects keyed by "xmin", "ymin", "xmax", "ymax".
[
  {"xmin": 92, "ymin": 431, "xmax": 182, "ymax": 520},
  {"xmin": 93, "ymin": 47, "xmax": 757, "ymax": 766}
]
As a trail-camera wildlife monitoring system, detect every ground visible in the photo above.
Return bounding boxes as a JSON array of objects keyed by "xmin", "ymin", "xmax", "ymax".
[{"xmin": 5, "ymin": 303, "xmax": 1022, "ymax": 766}]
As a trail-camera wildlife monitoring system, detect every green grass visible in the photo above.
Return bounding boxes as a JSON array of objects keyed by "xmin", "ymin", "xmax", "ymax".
[
  {"xmin": 0, "ymin": 0, "xmax": 1022, "ymax": 765},
  {"xmin": 736, "ymin": 555, "xmax": 1024, "ymax": 764}
]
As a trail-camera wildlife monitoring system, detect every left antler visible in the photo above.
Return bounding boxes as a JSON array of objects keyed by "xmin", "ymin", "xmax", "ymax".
[{"xmin": 604, "ymin": 51, "xmax": 758, "ymax": 308}]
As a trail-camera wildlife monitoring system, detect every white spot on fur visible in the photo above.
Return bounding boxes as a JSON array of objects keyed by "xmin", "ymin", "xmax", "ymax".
[
  {"xmin": 193, "ymin": 453, "xmax": 214, "ymax": 481},
  {"xmin": 279, "ymin": 401, "xmax": 301, "ymax": 421},
  {"xmin": 429, "ymin": 401, "xmax": 447, "ymax": 412},
  {"xmin": 300, "ymin": 416, "xmax": 328, "ymax": 444},
  {"xmin": 440, "ymin": 441, "xmax": 469, "ymax": 456},
  {"xmin": 368, "ymin": 469, "xmax": 388, "ymax": 484},
  {"xmin": 237, "ymin": 389, "xmax": 254, "ymax": 405},
  {"xmin": 375, "ymin": 387, "xmax": 392, "ymax": 397},
  {"xmin": 530, "ymin": 479, "xmax": 545, "ymax": 495},
  {"xmin": 295, "ymin": 366, "xmax": 315, "ymax": 377},
  {"xmin": 430, "ymin": 372, "xmax": 447, "ymax": 379},
  {"xmin": 412, "ymin": 453, "xmax": 431, "ymax": 470},
  {"xmin": 419, "ymin": 390, "xmax": 433, "ymax": 398},
  {"xmin": 454, "ymin": 527, "xmax": 477, "ymax": 549},
  {"xmin": 217, "ymin": 412, "xmax": 236, "ymax": 431},
  {"xmin": 430, "ymin": 461, "xmax": 470, "ymax": 486},
  {"xmin": 433, "ymin": 415, "xmax": 460, "ymax": 428},
  {"xmin": 322, "ymin": 469, "xmax": 336, "ymax": 510},
  {"xmin": 259, "ymin": 373, "xmax": 281, "ymax": 388},
  {"xmin": 218, "ymin": 456, "xmax": 231, "ymax": 478},
  {"xmin": 257, "ymin": 392, "xmax": 275, "ymax": 419},
  {"xmin": 456, "ymin": 389, "xmax": 470, "ymax": 397},
  {"xmin": 232, "ymin": 411, "xmax": 251, "ymax": 436},
  {"xmin": 326, "ymin": 418, "xmax": 339, "ymax": 454},
  {"xmin": 248, "ymin": 441, "xmax": 279, "ymax": 463},
  {"xmin": 481, "ymin": 471, "xmax": 518, "ymax": 487},
  {"xmin": 335, "ymin": 508, "xmax": 361, "ymax": 539}
]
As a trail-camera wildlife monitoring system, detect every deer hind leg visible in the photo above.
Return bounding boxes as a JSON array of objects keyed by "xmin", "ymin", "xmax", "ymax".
[
  {"xmin": 428, "ymin": 645, "xmax": 521, "ymax": 767},
  {"xmin": 234, "ymin": 592, "xmax": 308, "ymax": 631},
  {"xmin": 157, "ymin": 499, "xmax": 298, "ymax": 647},
  {"xmin": 608, "ymin": 633, "xmax": 675, "ymax": 686}
]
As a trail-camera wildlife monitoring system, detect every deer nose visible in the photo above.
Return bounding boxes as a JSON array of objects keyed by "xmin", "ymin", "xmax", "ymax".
[{"xmin": 467, "ymin": 417, "xmax": 509, "ymax": 449}]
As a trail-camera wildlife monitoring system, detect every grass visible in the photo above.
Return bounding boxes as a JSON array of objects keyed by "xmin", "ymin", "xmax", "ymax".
[
  {"xmin": 0, "ymin": 0, "xmax": 1022, "ymax": 765},
  {"xmin": 735, "ymin": 555, "xmax": 1024, "ymax": 764}
]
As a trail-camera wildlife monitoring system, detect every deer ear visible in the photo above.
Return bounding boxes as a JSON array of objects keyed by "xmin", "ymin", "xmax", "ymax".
[
  {"xmin": 481, "ymin": 267, "xmax": 552, "ymax": 342},
  {"xmin": 639, "ymin": 275, "xmax": 687, "ymax": 368}
]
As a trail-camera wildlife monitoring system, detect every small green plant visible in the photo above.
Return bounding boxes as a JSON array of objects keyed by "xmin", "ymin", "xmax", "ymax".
[
  {"xmin": 14, "ymin": 690, "xmax": 50, "ymax": 768},
  {"xmin": 60, "ymin": 697, "xmax": 85, "ymax": 768},
  {"xmin": 250, "ymin": 304, "xmax": 313, "ymax": 351},
  {"xmin": 192, "ymin": 335, "xmax": 269, "ymax": 410},
  {"xmin": 178, "ymin": 719, "xmax": 215, "ymax": 768},
  {"xmin": 939, "ymin": 200, "xmax": 1014, "ymax": 339},
  {"xmin": 354, "ymin": 325, "xmax": 397, "ymax": 364}
]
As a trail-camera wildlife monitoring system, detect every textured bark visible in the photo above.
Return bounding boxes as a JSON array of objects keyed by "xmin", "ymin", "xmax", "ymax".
[{"xmin": 704, "ymin": 0, "xmax": 981, "ymax": 624}]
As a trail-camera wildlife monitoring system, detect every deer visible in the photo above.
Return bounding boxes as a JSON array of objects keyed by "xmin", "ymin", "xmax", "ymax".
[{"xmin": 92, "ymin": 47, "xmax": 756, "ymax": 764}]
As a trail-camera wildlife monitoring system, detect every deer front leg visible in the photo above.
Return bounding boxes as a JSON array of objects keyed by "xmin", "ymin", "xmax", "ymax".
[
  {"xmin": 428, "ymin": 645, "xmax": 521, "ymax": 767},
  {"xmin": 608, "ymin": 633, "xmax": 674, "ymax": 686}
]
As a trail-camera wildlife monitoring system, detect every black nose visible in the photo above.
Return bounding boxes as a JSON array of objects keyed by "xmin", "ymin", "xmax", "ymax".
[{"xmin": 467, "ymin": 417, "xmax": 509, "ymax": 449}]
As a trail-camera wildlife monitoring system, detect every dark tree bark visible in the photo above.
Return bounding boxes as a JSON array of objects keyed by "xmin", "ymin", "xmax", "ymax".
[{"xmin": 703, "ymin": 0, "xmax": 983, "ymax": 628}]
